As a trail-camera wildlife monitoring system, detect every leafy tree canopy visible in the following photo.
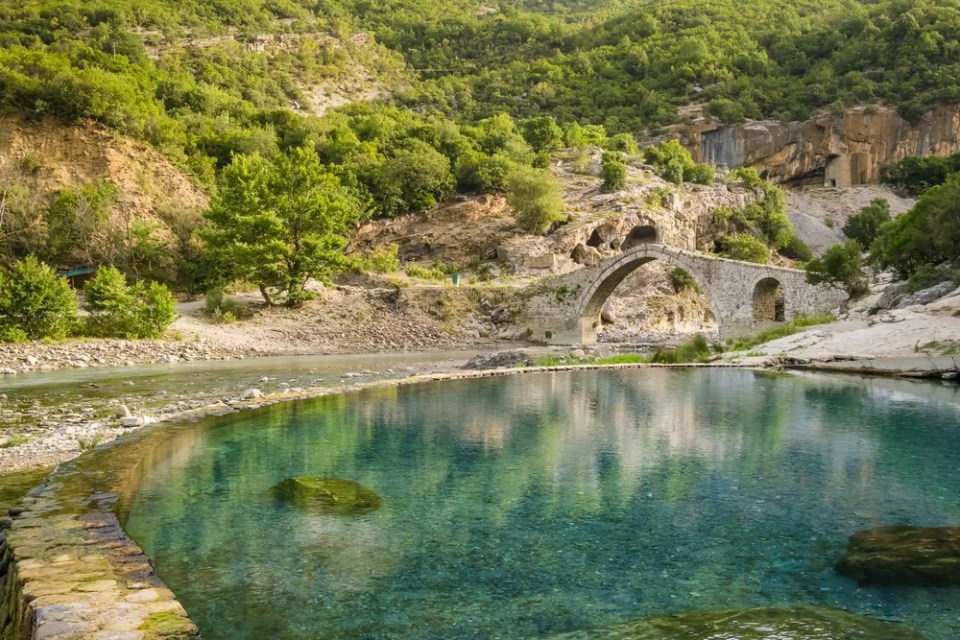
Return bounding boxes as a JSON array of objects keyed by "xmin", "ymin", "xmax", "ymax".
[{"xmin": 204, "ymin": 145, "xmax": 364, "ymax": 306}]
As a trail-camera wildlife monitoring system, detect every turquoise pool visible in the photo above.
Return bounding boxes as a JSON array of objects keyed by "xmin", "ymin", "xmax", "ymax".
[{"xmin": 124, "ymin": 369, "xmax": 960, "ymax": 639}]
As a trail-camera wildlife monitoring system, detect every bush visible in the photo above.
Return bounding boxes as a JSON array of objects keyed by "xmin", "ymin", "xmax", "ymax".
[
  {"xmin": 600, "ymin": 153, "xmax": 627, "ymax": 192},
  {"xmin": 805, "ymin": 240, "xmax": 867, "ymax": 297},
  {"xmin": 505, "ymin": 165, "xmax": 565, "ymax": 234},
  {"xmin": 0, "ymin": 256, "xmax": 77, "ymax": 341},
  {"xmin": 84, "ymin": 266, "xmax": 176, "ymax": 338},
  {"xmin": 405, "ymin": 263, "xmax": 447, "ymax": 280},
  {"xmin": 606, "ymin": 133, "xmax": 639, "ymax": 155},
  {"xmin": 780, "ymin": 233, "xmax": 814, "ymax": 262},
  {"xmin": 728, "ymin": 167, "xmax": 765, "ymax": 190},
  {"xmin": 720, "ymin": 234, "xmax": 769, "ymax": 264},
  {"xmin": 683, "ymin": 163, "xmax": 716, "ymax": 185},
  {"xmin": 844, "ymin": 198, "xmax": 891, "ymax": 247},
  {"xmin": 357, "ymin": 244, "xmax": 401, "ymax": 274},
  {"xmin": 204, "ymin": 287, "xmax": 252, "ymax": 323},
  {"xmin": 669, "ymin": 267, "xmax": 700, "ymax": 293},
  {"xmin": 651, "ymin": 333, "xmax": 711, "ymax": 364}
]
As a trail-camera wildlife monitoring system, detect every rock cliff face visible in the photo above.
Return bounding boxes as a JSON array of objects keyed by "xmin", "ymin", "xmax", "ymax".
[{"xmin": 684, "ymin": 105, "xmax": 960, "ymax": 186}]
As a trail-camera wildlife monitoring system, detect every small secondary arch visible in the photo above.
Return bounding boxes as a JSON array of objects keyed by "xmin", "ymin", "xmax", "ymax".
[{"xmin": 753, "ymin": 277, "xmax": 785, "ymax": 322}]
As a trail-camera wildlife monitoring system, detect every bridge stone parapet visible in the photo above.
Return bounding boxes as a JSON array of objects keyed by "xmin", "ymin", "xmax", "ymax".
[{"xmin": 518, "ymin": 244, "xmax": 846, "ymax": 345}]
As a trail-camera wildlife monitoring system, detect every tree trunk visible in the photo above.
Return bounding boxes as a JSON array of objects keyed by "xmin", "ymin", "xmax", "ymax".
[{"xmin": 259, "ymin": 284, "xmax": 274, "ymax": 306}]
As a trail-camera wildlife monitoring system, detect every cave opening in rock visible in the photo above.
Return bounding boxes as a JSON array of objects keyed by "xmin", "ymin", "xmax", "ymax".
[
  {"xmin": 586, "ymin": 228, "xmax": 605, "ymax": 248},
  {"xmin": 621, "ymin": 225, "xmax": 658, "ymax": 250}
]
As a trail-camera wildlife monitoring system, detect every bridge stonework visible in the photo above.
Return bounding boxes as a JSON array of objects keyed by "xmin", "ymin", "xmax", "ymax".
[{"xmin": 518, "ymin": 244, "xmax": 846, "ymax": 345}]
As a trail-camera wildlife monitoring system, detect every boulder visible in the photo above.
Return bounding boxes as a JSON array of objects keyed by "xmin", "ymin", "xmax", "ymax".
[
  {"xmin": 272, "ymin": 476, "xmax": 382, "ymax": 515},
  {"xmin": 120, "ymin": 416, "xmax": 144, "ymax": 428},
  {"xmin": 115, "ymin": 405, "xmax": 132, "ymax": 419},
  {"xmin": 571, "ymin": 243, "xmax": 603, "ymax": 266},
  {"xmin": 462, "ymin": 350, "xmax": 531, "ymax": 370},
  {"xmin": 241, "ymin": 388, "xmax": 262, "ymax": 400},
  {"xmin": 547, "ymin": 606, "xmax": 924, "ymax": 640},
  {"xmin": 836, "ymin": 525, "xmax": 960, "ymax": 586},
  {"xmin": 898, "ymin": 281, "xmax": 958, "ymax": 308},
  {"xmin": 876, "ymin": 282, "xmax": 908, "ymax": 309}
]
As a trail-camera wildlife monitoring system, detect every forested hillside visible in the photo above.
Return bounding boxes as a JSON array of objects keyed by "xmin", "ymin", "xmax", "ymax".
[
  {"xmin": 2, "ymin": 0, "xmax": 958, "ymax": 180},
  {"xmin": 0, "ymin": 0, "xmax": 957, "ymax": 306}
]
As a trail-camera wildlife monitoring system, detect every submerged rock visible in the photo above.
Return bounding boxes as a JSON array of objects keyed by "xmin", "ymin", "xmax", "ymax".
[
  {"xmin": 836, "ymin": 526, "xmax": 960, "ymax": 587},
  {"xmin": 547, "ymin": 606, "xmax": 925, "ymax": 639},
  {"xmin": 273, "ymin": 476, "xmax": 382, "ymax": 515}
]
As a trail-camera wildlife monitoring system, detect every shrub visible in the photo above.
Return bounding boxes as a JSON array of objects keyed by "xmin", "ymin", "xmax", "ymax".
[
  {"xmin": 720, "ymin": 234, "xmax": 770, "ymax": 264},
  {"xmin": 84, "ymin": 266, "xmax": 176, "ymax": 338},
  {"xmin": 779, "ymin": 233, "xmax": 814, "ymax": 262},
  {"xmin": 358, "ymin": 244, "xmax": 401, "ymax": 274},
  {"xmin": 606, "ymin": 133, "xmax": 639, "ymax": 155},
  {"xmin": 683, "ymin": 163, "xmax": 716, "ymax": 185},
  {"xmin": 728, "ymin": 167, "xmax": 765, "ymax": 190},
  {"xmin": 0, "ymin": 256, "xmax": 77, "ymax": 341},
  {"xmin": 405, "ymin": 263, "xmax": 447, "ymax": 280},
  {"xmin": 669, "ymin": 267, "xmax": 701, "ymax": 293},
  {"xmin": 600, "ymin": 153, "xmax": 627, "ymax": 192},
  {"xmin": 505, "ymin": 165, "xmax": 565, "ymax": 234},
  {"xmin": 804, "ymin": 240, "xmax": 867, "ymax": 297},
  {"xmin": 651, "ymin": 333, "xmax": 711, "ymax": 364},
  {"xmin": 844, "ymin": 198, "xmax": 891, "ymax": 247}
]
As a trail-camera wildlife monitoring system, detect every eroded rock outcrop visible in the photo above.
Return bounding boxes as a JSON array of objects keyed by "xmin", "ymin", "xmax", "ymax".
[
  {"xmin": 836, "ymin": 525, "xmax": 960, "ymax": 587},
  {"xmin": 684, "ymin": 105, "xmax": 960, "ymax": 186},
  {"xmin": 547, "ymin": 606, "xmax": 925, "ymax": 640}
]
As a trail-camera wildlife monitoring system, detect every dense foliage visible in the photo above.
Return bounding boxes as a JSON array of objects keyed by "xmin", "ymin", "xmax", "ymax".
[
  {"xmin": 805, "ymin": 240, "xmax": 868, "ymax": 297},
  {"xmin": 505, "ymin": 165, "xmax": 565, "ymax": 234},
  {"xmin": 203, "ymin": 145, "xmax": 364, "ymax": 306},
  {"xmin": 84, "ymin": 265, "xmax": 176, "ymax": 338},
  {"xmin": 843, "ymin": 198, "xmax": 891, "ymax": 247},
  {"xmin": 870, "ymin": 173, "xmax": 960, "ymax": 278},
  {"xmin": 0, "ymin": 256, "xmax": 77, "ymax": 341},
  {"xmin": 880, "ymin": 153, "xmax": 960, "ymax": 194},
  {"xmin": 0, "ymin": 257, "xmax": 177, "ymax": 342}
]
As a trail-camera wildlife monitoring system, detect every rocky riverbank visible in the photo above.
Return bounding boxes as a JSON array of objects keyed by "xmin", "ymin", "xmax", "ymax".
[{"xmin": 0, "ymin": 338, "xmax": 265, "ymax": 375}]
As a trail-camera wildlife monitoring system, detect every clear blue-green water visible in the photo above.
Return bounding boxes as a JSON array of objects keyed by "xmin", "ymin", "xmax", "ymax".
[{"xmin": 123, "ymin": 369, "xmax": 960, "ymax": 639}]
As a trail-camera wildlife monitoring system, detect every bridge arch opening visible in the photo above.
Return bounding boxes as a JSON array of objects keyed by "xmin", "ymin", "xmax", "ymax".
[
  {"xmin": 577, "ymin": 250, "xmax": 719, "ymax": 345},
  {"xmin": 753, "ymin": 277, "xmax": 785, "ymax": 322},
  {"xmin": 621, "ymin": 225, "xmax": 658, "ymax": 250}
]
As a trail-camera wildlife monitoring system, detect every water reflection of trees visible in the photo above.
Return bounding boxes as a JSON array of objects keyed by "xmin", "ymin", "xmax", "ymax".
[{"xmin": 124, "ymin": 370, "xmax": 960, "ymax": 640}]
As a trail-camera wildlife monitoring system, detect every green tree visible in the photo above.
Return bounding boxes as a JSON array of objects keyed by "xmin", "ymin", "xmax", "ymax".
[
  {"xmin": 520, "ymin": 116, "xmax": 564, "ymax": 153},
  {"xmin": 505, "ymin": 166, "xmax": 565, "ymax": 234},
  {"xmin": 204, "ymin": 145, "xmax": 364, "ymax": 306},
  {"xmin": 805, "ymin": 240, "xmax": 867, "ymax": 297},
  {"xmin": 0, "ymin": 256, "xmax": 77, "ymax": 341},
  {"xmin": 870, "ymin": 173, "xmax": 960, "ymax": 278},
  {"xmin": 843, "ymin": 198, "xmax": 891, "ymax": 247},
  {"xmin": 720, "ymin": 234, "xmax": 770, "ymax": 264},
  {"xmin": 600, "ymin": 153, "xmax": 627, "ymax": 192}
]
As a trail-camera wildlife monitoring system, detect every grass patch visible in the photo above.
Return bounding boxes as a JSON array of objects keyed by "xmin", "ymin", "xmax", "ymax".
[
  {"xmin": 530, "ymin": 334, "xmax": 713, "ymax": 367},
  {"xmin": 0, "ymin": 434, "xmax": 29, "ymax": 448},
  {"xmin": 725, "ymin": 314, "xmax": 836, "ymax": 352}
]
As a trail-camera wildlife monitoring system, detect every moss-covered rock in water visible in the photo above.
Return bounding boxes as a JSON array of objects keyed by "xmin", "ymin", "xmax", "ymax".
[
  {"xmin": 547, "ymin": 606, "xmax": 925, "ymax": 639},
  {"xmin": 273, "ymin": 476, "xmax": 382, "ymax": 515},
  {"xmin": 836, "ymin": 525, "xmax": 960, "ymax": 587}
]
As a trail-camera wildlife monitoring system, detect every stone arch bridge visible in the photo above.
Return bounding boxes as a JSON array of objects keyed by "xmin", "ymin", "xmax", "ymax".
[{"xmin": 519, "ymin": 244, "xmax": 846, "ymax": 345}]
